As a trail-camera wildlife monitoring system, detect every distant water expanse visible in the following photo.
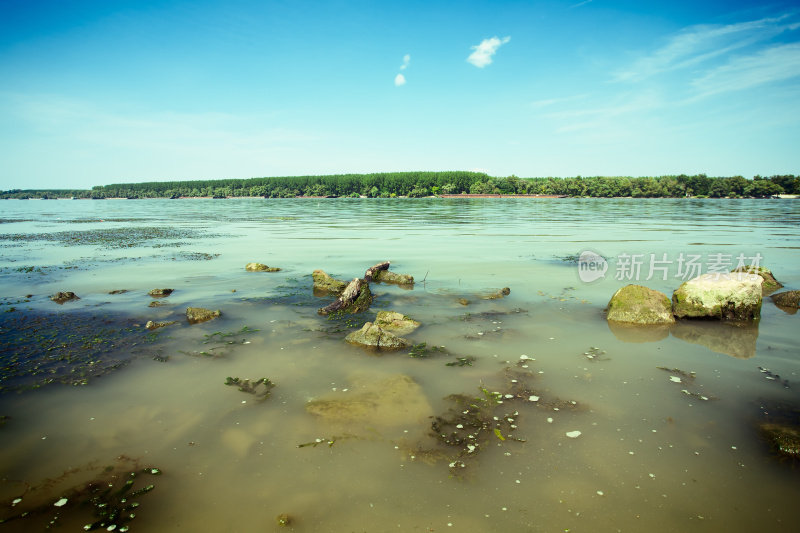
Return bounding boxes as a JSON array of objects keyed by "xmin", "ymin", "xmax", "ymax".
[{"xmin": 1, "ymin": 198, "xmax": 799, "ymax": 532}]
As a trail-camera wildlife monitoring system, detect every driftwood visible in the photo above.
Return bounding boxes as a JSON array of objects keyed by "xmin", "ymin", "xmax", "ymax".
[
  {"xmin": 364, "ymin": 261, "xmax": 391, "ymax": 282},
  {"xmin": 318, "ymin": 278, "xmax": 372, "ymax": 315}
]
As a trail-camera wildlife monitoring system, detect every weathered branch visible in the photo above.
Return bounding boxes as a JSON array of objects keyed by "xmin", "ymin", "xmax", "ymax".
[
  {"xmin": 364, "ymin": 261, "xmax": 391, "ymax": 282},
  {"xmin": 318, "ymin": 278, "xmax": 373, "ymax": 315}
]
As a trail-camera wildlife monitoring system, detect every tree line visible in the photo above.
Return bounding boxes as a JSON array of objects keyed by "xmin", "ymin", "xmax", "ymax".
[{"xmin": 2, "ymin": 172, "xmax": 798, "ymax": 199}]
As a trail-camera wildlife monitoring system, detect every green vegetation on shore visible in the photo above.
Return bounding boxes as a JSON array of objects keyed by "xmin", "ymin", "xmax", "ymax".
[{"xmin": 2, "ymin": 171, "xmax": 798, "ymax": 199}]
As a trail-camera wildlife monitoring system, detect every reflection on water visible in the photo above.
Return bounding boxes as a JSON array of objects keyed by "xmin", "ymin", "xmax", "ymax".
[{"xmin": 1, "ymin": 198, "xmax": 799, "ymax": 532}]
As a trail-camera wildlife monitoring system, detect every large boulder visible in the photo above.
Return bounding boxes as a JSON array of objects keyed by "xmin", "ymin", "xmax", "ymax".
[
  {"xmin": 606, "ymin": 284, "xmax": 675, "ymax": 325},
  {"xmin": 186, "ymin": 307, "xmax": 221, "ymax": 324},
  {"xmin": 374, "ymin": 310, "xmax": 420, "ymax": 335},
  {"xmin": 771, "ymin": 290, "xmax": 800, "ymax": 311},
  {"xmin": 345, "ymin": 322, "xmax": 409, "ymax": 350},
  {"xmin": 245, "ymin": 262, "xmax": 281, "ymax": 272},
  {"xmin": 312, "ymin": 269, "xmax": 348, "ymax": 295},
  {"xmin": 672, "ymin": 273, "xmax": 762, "ymax": 321},
  {"xmin": 732, "ymin": 266, "xmax": 782, "ymax": 295}
]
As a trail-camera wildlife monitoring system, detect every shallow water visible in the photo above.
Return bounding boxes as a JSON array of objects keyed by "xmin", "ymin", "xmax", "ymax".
[{"xmin": 1, "ymin": 198, "xmax": 799, "ymax": 532}]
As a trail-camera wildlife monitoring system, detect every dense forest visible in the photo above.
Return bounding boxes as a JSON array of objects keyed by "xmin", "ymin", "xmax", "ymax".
[{"xmin": 2, "ymin": 171, "xmax": 798, "ymax": 199}]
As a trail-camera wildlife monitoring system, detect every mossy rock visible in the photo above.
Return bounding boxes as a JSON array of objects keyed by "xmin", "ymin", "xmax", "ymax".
[
  {"xmin": 771, "ymin": 290, "xmax": 800, "ymax": 310},
  {"xmin": 672, "ymin": 273, "xmax": 762, "ymax": 321},
  {"xmin": 345, "ymin": 322, "xmax": 409, "ymax": 350},
  {"xmin": 374, "ymin": 270, "xmax": 414, "ymax": 286},
  {"xmin": 312, "ymin": 269, "xmax": 348, "ymax": 295},
  {"xmin": 732, "ymin": 266, "xmax": 782, "ymax": 295},
  {"xmin": 148, "ymin": 288, "xmax": 174, "ymax": 297},
  {"xmin": 186, "ymin": 307, "xmax": 221, "ymax": 324},
  {"xmin": 482, "ymin": 287, "xmax": 511, "ymax": 300},
  {"xmin": 245, "ymin": 262, "xmax": 280, "ymax": 272},
  {"xmin": 374, "ymin": 310, "xmax": 420, "ymax": 335},
  {"xmin": 606, "ymin": 284, "xmax": 675, "ymax": 325},
  {"xmin": 50, "ymin": 291, "xmax": 79, "ymax": 304}
]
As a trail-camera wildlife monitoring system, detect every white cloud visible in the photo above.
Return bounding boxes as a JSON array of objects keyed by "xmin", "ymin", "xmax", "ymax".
[
  {"xmin": 394, "ymin": 73, "xmax": 406, "ymax": 86},
  {"xmin": 400, "ymin": 54, "xmax": 410, "ymax": 70},
  {"xmin": 467, "ymin": 36, "xmax": 511, "ymax": 68}
]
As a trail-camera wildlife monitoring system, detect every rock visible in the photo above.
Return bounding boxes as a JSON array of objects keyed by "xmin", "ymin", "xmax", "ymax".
[
  {"xmin": 345, "ymin": 322, "xmax": 410, "ymax": 349},
  {"xmin": 312, "ymin": 269, "xmax": 348, "ymax": 295},
  {"xmin": 458, "ymin": 298, "xmax": 470, "ymax": 306},
  {"xmin": 50, "ymin": 291, "xmax": 79, "ymax": 304},
  {"xmin": 318, "ymin": 278, "xmax": 372, "ymax": 315},
  {"xmin": 148, "ymin": 288, "xmax": 174, "ymax": 298},
  {"xmin": 606, "ymin": 284, "xmax": 675, "ymax": 325},
  {"xmin": 108, "ymin": 289, "xmax": 128, "ymax": 295},
  {"xmin": 374, "ymin": 311, "xmax": 420, "ymax": 335},
  {"xmin": 374, "ymin": 270, "xmax": 414, "ymax": 286},
  {"xmin": 365, "ymin": 261, "xmax": 414, "ymax": 286},
  {"xmin": 771, "ymin": 290, "xmax": 800, "ymax": 311},
  {"xmin": 245, "ymin": 262, "xmax": 280, "ymax": 272},
  {"xmin": 672, "ymin": 273, "xmax": 763, "ymax": 321},
  {"xmin": 732, "ymin": 266, "xmax": 782, "ymax": 295},
  {"xmin": 364, "ymin": 261, "xmax": 391, "ymax": 282},
  {"xmin": 148, "ymin": 301, "xmax": 167, "ymax": 308},
  {"xmin": 186, "ymin": 307, "xmax": 221, "ymax": 324},
  {"xmin": 760, "ymin": 423, "xmax": 800, "ymax": 459},
  {"xmin": 483, "ymin": 287, "xmax": 511, "ymax": 300},
  {"xmin": 145, "ymin": 320, "xmax": 178, "ymax": 330},
  {"xmin": 671, "ymin": 320, "xmax": 758, "ymax": 359}
]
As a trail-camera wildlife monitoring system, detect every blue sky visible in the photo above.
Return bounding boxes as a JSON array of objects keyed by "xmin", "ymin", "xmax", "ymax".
[{"xmin": 1, "ymin": 0, "xmax": 798, "ymax": 189}]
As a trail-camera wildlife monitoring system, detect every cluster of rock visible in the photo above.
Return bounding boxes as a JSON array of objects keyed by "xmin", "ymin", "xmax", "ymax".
[{"xmin": 607, "ymin": 266, "xmax": 797, "ymax": 327}]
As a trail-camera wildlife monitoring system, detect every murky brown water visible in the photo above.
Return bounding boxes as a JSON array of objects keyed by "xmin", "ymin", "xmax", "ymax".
[{"xmin": 1, "ymin": 198, "xmax": 799, "ymax": 532}]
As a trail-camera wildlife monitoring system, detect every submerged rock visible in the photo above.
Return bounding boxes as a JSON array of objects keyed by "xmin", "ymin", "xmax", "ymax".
[
  {"xmin": 732, "ymin": 266, "xmax": 782, "ymax": 295},
  {"xmin": 672, "ymin": 273, "xmax": 762, "ymax": 321},
  {"xmin": 108, "ymin": 289, "xmax": 128, "ymax": 295},
  {"xmin": 148, "ymin": 288, "xmax": 174, "ymax": 298},
  {"xmin": 245, "ymin": 262, "xmax": 281, "ymax": 272},
  {"xmin": 374, "ymin": 310, "xmax": 420, "ymax": 335},
  {"xmin": 606, "ymin": 284, "xmax": 675, "ymax": 325},
  {"xmin": 50, "ymin": 291, "xmax": 79, "ymax": 304},
  {"xmin": 312, "ymin": 269, "xmax": 348, "ymax": 295},
  {"xmin": 345, "ymin": 322, "xmax": 410, "ymax": 349},
  {"xmin": 482, "ymin": 287, "xmax": 511, "ymax": 300},
  {"xmin": 760, "ymin": 423, "xmax": 800, "ymax": 460},
  {"xmin": 318, "ymin": 278, "xmax": 372, "ymax": 315},
  {"xmin": 305, "ymin": 374, "xmax": 432, "ymax": 429},
  {"xmin": 186, "ymin": 307, "xmax": 221, "ymax": 324},
  {"xmin": 771, "ymin": 290, "xmax": 800, "ymax": 312}
]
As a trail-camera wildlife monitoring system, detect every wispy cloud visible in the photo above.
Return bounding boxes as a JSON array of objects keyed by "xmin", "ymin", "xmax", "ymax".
[
  {"xmin": 570, "ymin": 0, "xmax": 593, "ymax": 8},
  {"xmin": 690, "ymin": 42, "xmax": 800, "ymax": 98},
  {"xmin": 394, "ymin": 73, "xmax": 406, "ymax": 86},
  {"xmin": 400, "ymin": 54, "xmax": 410, "ymax": 70},
  {"xmin": 467, "ymin": 36, "xmax": 511, "ymax": 68},
  {"xmin": 615, "ymin": 15, "xmax": 799, "ymax": 82}
]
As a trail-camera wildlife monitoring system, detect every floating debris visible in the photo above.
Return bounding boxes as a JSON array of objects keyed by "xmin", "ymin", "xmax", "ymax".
[
  {"xmin": 582, "ymin": 346, "xmax": 609, "ymax": 362},
  {"xmin": 758, "ymin": 366, "xmax": 790, "ymax": 389},
  {"xmin": 565, "ymin": 430, "xmax": 582, "ymax": 438}
]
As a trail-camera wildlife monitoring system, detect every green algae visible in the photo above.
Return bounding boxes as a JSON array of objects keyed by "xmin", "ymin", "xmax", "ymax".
[{"xmin": 0, "ymin": 309, "xmax": 162, "ymax": 394}]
